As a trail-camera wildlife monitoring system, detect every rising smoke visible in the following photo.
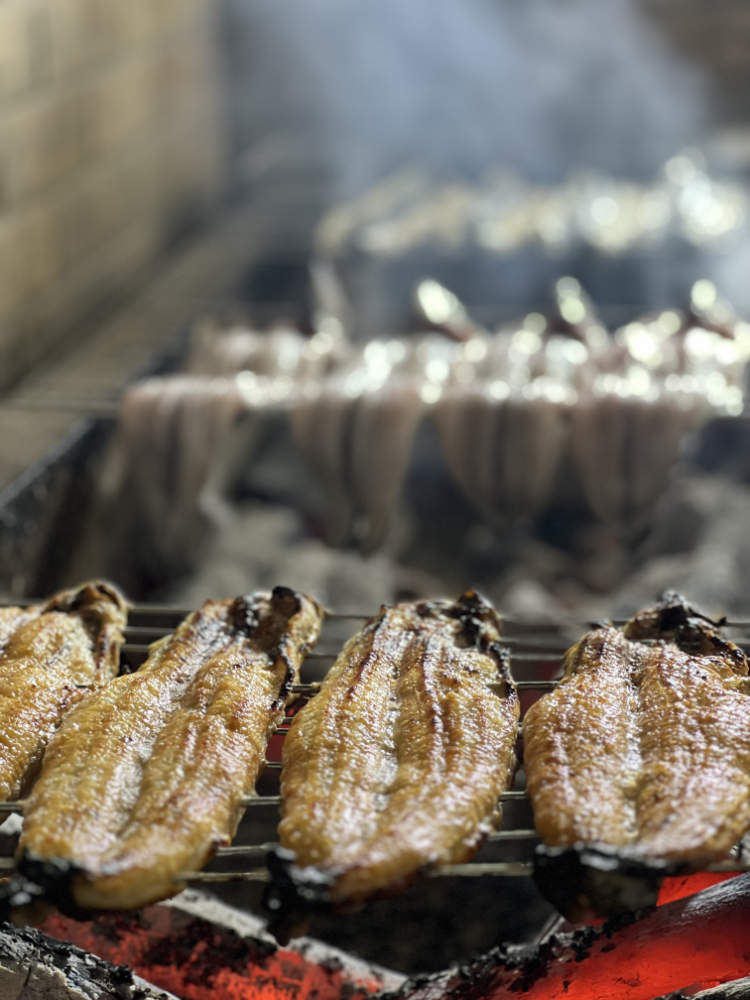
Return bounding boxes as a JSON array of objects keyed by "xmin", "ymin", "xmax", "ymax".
[{"xmin": 229, "ymin": 0, "xmax": 710, "ymax": 198}]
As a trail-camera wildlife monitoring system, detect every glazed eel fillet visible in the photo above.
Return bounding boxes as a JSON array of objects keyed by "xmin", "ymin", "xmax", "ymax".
[
  {"xmin": 276, "ymin": 590, "xmax": 519, "ymax": 906},
  {"xmin": 524, "ymin": 592, "xmax": 750, "ymax": 881},
  {"xmin": 19, "ymin": 587, "xmax": 323, "ymax": 910},
  {"xmin": 0, "ymin": 581, "xmax": 126, "ymax": 802}
]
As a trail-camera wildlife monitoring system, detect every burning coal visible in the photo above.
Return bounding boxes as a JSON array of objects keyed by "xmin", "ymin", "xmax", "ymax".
[
  {"xmin": 37, "ymin": 891, "xmax": 397, "ymax": 1000},
  {"xmin": 383, "ymin": 873, "xmax": 750, "ymax": 1000}
]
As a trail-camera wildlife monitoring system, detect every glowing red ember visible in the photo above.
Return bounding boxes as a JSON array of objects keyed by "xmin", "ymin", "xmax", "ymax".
[
  {"xmin": 656, "ymin": 870, "xmax": 739, "ymax": 907},
  {"xmin": 39, "ymin": 901, "xmax": 390, "ymax": 1000},
  {"xmin": 386, "ymin": 873, "xmax": 750, "ymax": 1000}
]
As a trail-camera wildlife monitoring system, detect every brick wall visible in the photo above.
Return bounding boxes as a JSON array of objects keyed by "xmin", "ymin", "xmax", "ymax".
[{"xmin": 0, "ymin": 0, "xmax": 228, "ymax": 391}]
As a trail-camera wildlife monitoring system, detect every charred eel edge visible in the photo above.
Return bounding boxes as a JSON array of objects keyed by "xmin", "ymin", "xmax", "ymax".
[
  {"xmin": 15, "ymin": 853, "xmax": 95, "ymax": 920},
  {"xmin": 262, "ymin": 845, "xmax": 433, "ymax": 944},
  {"xmin": 419, "ymin": 589, "xmax": 513, "ymax": 687},
  {"xmin": 533, "ymin": 843, "xmax": 687, "ymax": 924},
  {"xmin": 262, "ymin": 845, "xmax": 336, "ymax": 943},
  {"xmin": 586, "ymin": 592, "xmax": 745, "ymax": 675},
  {"xmin": 624, "ymin": 591, "xmax": 744, "ymax": 667},
  {"xmin": 42, "ymin": 581, "xmax": 129, "ymax": 617},
  {"xmin": 0, "ymin": 872, "xmax": 47, "ymax": 921},
  {"xmin": 41, "ymin": 580, "xmax": 130, "ymax": 675},
  {"xmin": 232, "ymin": 586, "xmax": 321, "ymax": 711}
]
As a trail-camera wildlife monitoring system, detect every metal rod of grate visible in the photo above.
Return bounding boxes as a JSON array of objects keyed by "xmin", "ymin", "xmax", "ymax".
[
  {"xmin": 171, "ymin": 858, "xmax": 750, "ymax": 883},
  {"xmin": 6, "ymin": 599, "xmax": 750, "ymax": 633},
  {"xmin": 125, "ymin": 606, "xmax": 750, "ymax": 631}
]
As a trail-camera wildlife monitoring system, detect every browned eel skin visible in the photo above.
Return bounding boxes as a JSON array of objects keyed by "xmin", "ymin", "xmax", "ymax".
[
  {"xmin": 0, "ymin": 581, "xmax": 127, "ymax": 802},
  {"xmin": 19, "ymin": 587, "xmax": 323, "ymax": 910},
  {"xmin": 277, "ymin": 590, "xmax": 518, "ymax": 905},
  {"xmin": 524, "ymin": 592, "xmax": 750, "ymax": 867}
]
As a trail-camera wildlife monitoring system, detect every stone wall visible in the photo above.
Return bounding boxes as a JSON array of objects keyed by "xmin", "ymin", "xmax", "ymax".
[{"xmin": 0, "ymin": 0, "xmax": 227, "ymax": 391}]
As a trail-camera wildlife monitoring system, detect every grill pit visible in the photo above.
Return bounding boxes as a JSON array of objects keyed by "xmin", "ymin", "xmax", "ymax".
[{"xmin": 10, "ymin": 874, "xmax": 750, "ymax": 1000}]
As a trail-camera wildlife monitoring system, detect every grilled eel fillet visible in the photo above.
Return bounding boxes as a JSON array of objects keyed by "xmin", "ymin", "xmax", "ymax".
[
  {"xmin": 277, "ymin": 590, "xmax": 519, "ymax": 905},
  {"xmin": 0, "ymin": 581, "xmax": 126, "ymax": 802},
  {"xmin": 524, "ymin": 592, "xmax": 750, "ymax": 867},
  {"xmin": 19, "ymin": 586, "xmax": 323, "ymax": 910}
]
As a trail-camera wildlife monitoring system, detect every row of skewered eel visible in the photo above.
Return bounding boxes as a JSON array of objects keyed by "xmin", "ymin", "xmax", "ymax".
[
  {"xmin": 114, "ymin": 278, "xmax": 750, "ymax": 574},
  {"xmin": 1, "ymin": 581, "xmax": 749, "ymax": 926}
]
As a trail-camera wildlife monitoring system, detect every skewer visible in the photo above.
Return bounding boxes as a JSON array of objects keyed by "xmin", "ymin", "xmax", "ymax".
[
  {"xmin": 215, "ymin": 843, "xmax": 276, "ymax": 857},
  {"xmin": 0, "ymin": 399, "xmax": 119, "ymax": 416},
  {"xmin": 6, "ymin": 598, "xmax": 750, "ymax": 633},
  {"xmin": 0, "ymin": 801, "xmax": 25, "ymax": 813},
  {"xmin": 178, "ymin": 859, "xmax": 750, "ymax": 885},
  {"xmin": 1, "ymin": 855, "xmax": 744, "ymax": 884},
  {"xmin": 206, "ymin": 829, "xmax": 541, "ymax": 859},
  {"xmin": 120, "ymin": 645, "xmax": 569, "ymax": 670},
  {"xmin": 433, "ymin": 862, "xmax": 534, "ymax": 878},
  {"xmin": 125, "ymin": 606, "xmax": 750, "ymax": 631},
  {"xmin": 181, "ymin": 869, "xmax": 270, "ymax": 884},
  {"xmin": 0, "ymin": 846, "xmax": 744, "ymax": 880},
  {"xmin": 122, "ymin": 633, "xmax": 575, "ymax": 657},
  {"xmin": 178, "ymin": 862, "xmax": 540, "ymax": 884},
  {"xmin": 487, "ymin": 830, "xmax": 538, "ymax": 841},
  {"xmin": 0, "ymin": 788, "xmax": 530, "ymax": 816},
  {"xmin": 124, "ymin": 606, "xmax": 357, "ymax": 622},
  {"xmin": 203, "ymin": 830, "xmax": 541, "ymax": 857}
]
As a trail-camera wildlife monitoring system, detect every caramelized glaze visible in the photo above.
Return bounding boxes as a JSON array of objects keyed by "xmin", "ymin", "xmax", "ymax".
[
  {"xmin": 20, "ymin": 587, "xmax": 323, "ymax": 909},
  {"xmin": 524, "ymin": 593, "xmax": 750, "ymax": 865},
  {"xmin": 279, "ymin": 591, "xmax": 519, "ymax": 904},
  {"xmin": 0, "ymin": 582, "xmax": 126, "ymax": 800}
]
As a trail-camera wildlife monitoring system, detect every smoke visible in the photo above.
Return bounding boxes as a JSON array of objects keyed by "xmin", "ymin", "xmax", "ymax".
[{"xmin": 230, "ymin": 0, "xmax": 711, "ymax": 198}]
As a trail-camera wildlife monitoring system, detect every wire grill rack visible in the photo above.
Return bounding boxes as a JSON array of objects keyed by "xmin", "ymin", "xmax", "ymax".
[{"xmin": 2, "ymin": 605, "xmax": 750, "ymax": 887}]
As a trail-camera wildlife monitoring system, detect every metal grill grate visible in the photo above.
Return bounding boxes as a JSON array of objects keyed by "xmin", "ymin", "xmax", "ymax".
[{"xmin": 1, "ymin": 606, "xmax": 749, "ymax": 887}]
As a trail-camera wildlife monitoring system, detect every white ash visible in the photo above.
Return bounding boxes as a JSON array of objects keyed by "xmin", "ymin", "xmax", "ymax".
[
  {"xmin": 157, "ymin": 468, "xmax": 750, "ymax": 627},
  {"xmin": 167, "ymin": 890, "xmax": 403, "ymax": 992},
  {"xmin": 0, "ymin": 815, "xmax": 22, "ymax": 838},
  {"xmin": 608, "ymin": 474, "xmax": 750, "ymax": 618},
  {"xmin": 0, "ymin": 813, "xmax": 23, "ymax": 859},
  {"xmin": 163, "ymin": 502, "xmax": 442, "ymax": 614},
  {"xmin": 0, "ymin": 923, "xmax": 177, "ymax": 1000}
]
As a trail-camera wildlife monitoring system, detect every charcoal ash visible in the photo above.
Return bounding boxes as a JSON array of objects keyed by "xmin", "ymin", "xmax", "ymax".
[
  {"xmin": 39, "ymin": 891, "xmax": 404, "ymax": 997},
  {"xmin": 71, "ymin": 394, "xmax": 750, "ymax": 632},
  {"xmin": 608, "ymin": 473, "xmax": 750, "ymax": 619},
  {"xmin": 0, "ymin": 813, "xmax": 23, "ymax": 857},
  {"xmin": 58, "ymin": 267, "xmax": 750, "ymax": 614},
  {"xmin": 0, "ymin": 921, "xmax": 175, "ymax": 999},
  {"xmin": 159, "ymin": 501, "xmax": 442, "ymax": 615}
]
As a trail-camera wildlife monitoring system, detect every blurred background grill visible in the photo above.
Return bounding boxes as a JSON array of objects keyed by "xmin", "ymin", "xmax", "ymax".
[{"xmin": 5, "ymin": 2, "xmax": 750, "ymax": 608}]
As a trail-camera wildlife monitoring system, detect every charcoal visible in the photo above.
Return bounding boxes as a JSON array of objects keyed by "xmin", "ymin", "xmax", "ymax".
[
  {"xmin": 659, "ymin": 976, "xmax": 750, "ymax": 1000},
  {"xmin": 0, "ymin": 921, "xmax": 175, "ymax": 999},
  {"xmin": 533, "ymin": 843, "xmax": 677, "ymax": 924}
]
